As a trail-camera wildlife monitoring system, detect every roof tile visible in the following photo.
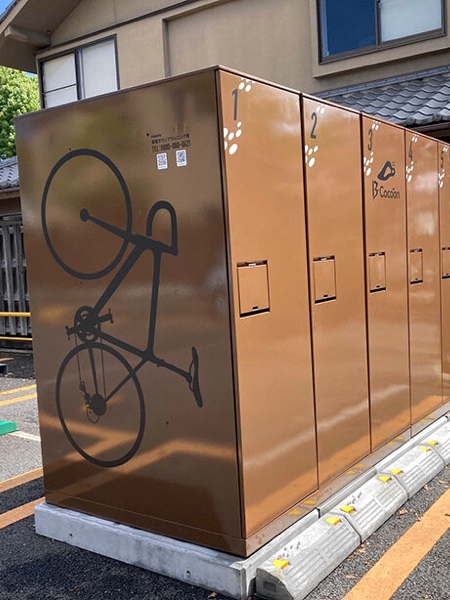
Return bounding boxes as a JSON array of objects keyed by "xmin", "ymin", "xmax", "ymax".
[
  {"xmin": 318, "ymin": 66, "xmax": 450, "ymax": 128},
  {"xmin": 0, "ymin": 156, "xmax": 19, "ymax": 190}
]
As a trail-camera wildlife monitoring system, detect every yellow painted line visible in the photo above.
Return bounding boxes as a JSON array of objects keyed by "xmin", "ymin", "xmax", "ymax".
[
  {"xmin": 0, "ymin": 467, "xmax": 43, "ymax": 493},
  {"xmin": 0, "ymin": 392, "xmax": 37, "ymax": 407},
  {"xmin": 0, "ymin": 384, "xmax": 36, "ymax": 397},
  {"xmin": 0, "ymin": 497, "xmax": 44, "ymax": 529},
  {"xmin": 343, "ymin": 488, "xmax": 450, "ymax": 600}
]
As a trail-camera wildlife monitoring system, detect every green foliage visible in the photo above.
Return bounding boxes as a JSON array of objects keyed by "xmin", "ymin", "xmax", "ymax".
[{"xmin": 0, "ymin": 66, "xmax": 39, "ymax": 159}]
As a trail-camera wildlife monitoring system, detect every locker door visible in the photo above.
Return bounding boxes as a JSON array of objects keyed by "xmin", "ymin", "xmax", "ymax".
[
  {"xmin": 303, "ymin": 97, "xmax": 370, "ymax": 484},
  {"xmin": 219, "ymin": 72, "xmax": 318, "ymax": 537},
  {"xmin": 362, "ymin": 117, "xmax": 410, "ymax": 449},
  {"xmin": 406, "ymin": 132, "xmax": 443, "ymax": 422},
  {"xmin": 438, "ymin": 142, "xmax": 450, "ymax": 404}
]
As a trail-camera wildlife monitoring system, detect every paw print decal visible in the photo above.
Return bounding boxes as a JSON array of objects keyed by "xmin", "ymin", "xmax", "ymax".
[
  {"xmin": 305, "ymin": 105, "xmax": 325, "ymax": 169},
  {"xmin": 304, "ymin": 143, "xmax": 318, "ymax": 168},
  {"xmin": 439, "ymin": 145, "xmax": 449, "ymax": 189},
  {"xmin": 364, "ymin": 120, "xmax": 380, "ymax": 177},
  {"xmin": 223, "ymin": 78, "xmax": 253, "ymax": 156},
  {"xmin": 406, "ymin": 134, "xmax": 419, "ymax": 183},
  {"xmin": 223, "ymin": 123, "xmax": 242, "ymax": 156}
]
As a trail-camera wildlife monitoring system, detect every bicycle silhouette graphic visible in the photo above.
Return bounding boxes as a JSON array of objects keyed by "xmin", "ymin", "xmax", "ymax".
[{"xmin": 42, "ymin": 149, "xmax": 202, "ymax": 468}]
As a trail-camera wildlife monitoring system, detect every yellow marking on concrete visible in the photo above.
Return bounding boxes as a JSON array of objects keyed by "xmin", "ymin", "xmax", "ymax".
[
  {"xmin": 273, "ymin": 559, "xmax": 289, "ymax": 569},
  {"xmin": 0, "ymin": 497, "xmax": 44, "ymax": 529},
  {"xmin": 0, "ymin": 392, "xmax": 37, "ymax": 407},
  {"xmin": 0, "ymin": 467, "xmax": 43, "ymax": 492},
  {"xmin": 343, "ymin": 487, "xmax": 450, "ymax": 600},
  {"xmin": 0, "ymin": 384, "xmax": 36, "ymax": 397}
]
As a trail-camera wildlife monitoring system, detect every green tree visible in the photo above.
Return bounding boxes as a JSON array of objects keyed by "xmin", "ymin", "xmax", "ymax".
[{"xmin": 0, "ymin": 67, "xmax": 39, "ymax": 158}]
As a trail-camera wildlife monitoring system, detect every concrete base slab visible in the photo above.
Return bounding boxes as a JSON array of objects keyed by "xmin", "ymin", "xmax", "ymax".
[{"xmin": 34, "ymin": 502, "xmax": 318, "ymax": 600}]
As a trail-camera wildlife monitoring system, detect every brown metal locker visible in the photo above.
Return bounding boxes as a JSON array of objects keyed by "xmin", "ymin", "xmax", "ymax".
[
  {"xmin": 15, "ymin": 67, "xmax": 318, "ymax": 557},
  {"xmin": 438, "ymin": 142, "xmax": 450, "ymax": 404},
  {"xmin": 302, "ymin": 96, "xmax": 370, "ymax": 485},
  {"xmin": 362, "ymin": 117, "xmax": 411, "ymax": 449},
  {"xmin": 406, "ymin": 132, "xmax": 443, "ymax": 423},
  {"xmin": 218, "ymin": 71, "xmax": 318, "ymax": 539}
]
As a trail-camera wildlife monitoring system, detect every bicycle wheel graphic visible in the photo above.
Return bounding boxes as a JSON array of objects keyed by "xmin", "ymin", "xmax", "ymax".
[
  {"xmin": 56, "ymin": 342, "xmax": 145, "ymax": 468},
  {"xmin": 42, "ymin": 149, "xmax": 132, "ymax": 280}
]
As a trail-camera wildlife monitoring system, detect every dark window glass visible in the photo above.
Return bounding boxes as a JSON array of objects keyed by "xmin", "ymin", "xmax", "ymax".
[
  {"xmin": 319, "ymin": 0, "xmax": 445, "ymax": 60},
  {"xmin": 320, "ymin": 0, "xmax": 377, "ymax": 57}
]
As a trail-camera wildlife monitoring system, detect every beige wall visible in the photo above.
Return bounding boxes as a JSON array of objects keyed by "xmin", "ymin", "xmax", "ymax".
[
  {"xmin": 165, "ymin": 0, "xmax": 310, "ymax": 90},
  {"xmin": 36, "ymin": 0, "xmax": 450, "ymax": 95}
]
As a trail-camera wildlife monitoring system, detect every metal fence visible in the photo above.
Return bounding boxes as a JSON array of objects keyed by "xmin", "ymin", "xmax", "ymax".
[{"xmin": 0, "ymin": 214, "xmax": 31, "ymax": 340}]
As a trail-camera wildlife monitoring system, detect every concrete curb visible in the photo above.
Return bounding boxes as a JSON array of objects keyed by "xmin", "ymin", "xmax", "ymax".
[
  {"xmin": 328, "ymin": 474, "xmax": 407, "ymax": 542},
  {"xmin": 256, "ymin": 413, "xmax": 450, "ymax": 600},
  {"xmin": 35, "ymin": 413, "xmax": 450, "ymax": 600}
]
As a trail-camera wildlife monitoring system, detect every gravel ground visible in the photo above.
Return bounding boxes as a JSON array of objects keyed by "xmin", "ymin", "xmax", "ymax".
[{"xmin": 0, "ymin": 350, "xmax": 35, "ymax": 380}]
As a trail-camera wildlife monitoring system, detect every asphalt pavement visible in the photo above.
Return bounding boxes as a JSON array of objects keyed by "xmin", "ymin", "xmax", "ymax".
[{"xmin": 0, "ymin": 350, "xmax": 449, "ymax": 600}]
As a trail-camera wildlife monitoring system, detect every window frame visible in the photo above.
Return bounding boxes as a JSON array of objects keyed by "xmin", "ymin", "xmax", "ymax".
[
  {"xmin": 39, "ymin": 36, "xmax": 120, "ymax": 108},
  {"xmin": 318, "ymin": 0, "xmax": 447, "ymax": 63}
]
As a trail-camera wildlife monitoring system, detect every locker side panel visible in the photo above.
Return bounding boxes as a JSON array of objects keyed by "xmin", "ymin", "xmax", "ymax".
[
  {"xmin": 362, "ymin": 117, "xmax": 410, "ymax": 449},
  {"xmin": 439, "ymin": 142, "xmax": 450, "ymax": 403},
  {"xmin": 218, "ymin": 72, "xmax": 318, "ymax": 536},
  {"xmin": 406, "ymin": 132, "xmax": 443, "ymax": 422},
  {"xmin": 302, "ymin": 97, "xmax": 370, "ymax": 485},
  {"xmin": 15, "ymin": 71, "xmax": 243, "ymax": 553}
]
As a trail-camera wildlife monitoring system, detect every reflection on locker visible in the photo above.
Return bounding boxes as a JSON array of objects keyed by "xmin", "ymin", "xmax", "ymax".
[
  {"xmin": 406, "ymin": 131, "xmax": 443, "ymax": 423},
  {"xmin": 362, "ymin": 117, "xmax": 410, "ymax": 450},
  {"xmin": 302, "ymin": 97, "xmax": 370, "ymax": 485},
  {"xmin": 15, "ymin": 67, "xmax": 317, "ymax": 557}
]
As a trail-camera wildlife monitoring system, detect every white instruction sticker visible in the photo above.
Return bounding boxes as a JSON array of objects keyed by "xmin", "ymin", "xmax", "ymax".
[
  {"xmin": 176, "ymin": 149, "xmax": 187, "ymax": 167},
  {"xmin": 156, "ymin": 153, "xmax": 168, "ymax": 170}
]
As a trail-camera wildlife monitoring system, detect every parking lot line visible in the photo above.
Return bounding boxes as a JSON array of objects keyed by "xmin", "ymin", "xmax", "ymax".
[
  {"xmin": 343, "ymin": 487, "xmax": 450, "ymax": 600},
  {"xmin": 0, "ymin": 391, "xmax": 37, "ymax": 407},
  {"xmin": 0, "ymin": 384, "xmax": 36, "ymax": 397},
  {"xmin": 0, "ymin": 497, "xmax": 44, "ymax": 529},
  {"xmin": 0, "ymin": 467, "xmax": 43, "ymax": 493},
  {"xmin": 9, "ymin": 430, "xmax": 41, "ymax": 442}
]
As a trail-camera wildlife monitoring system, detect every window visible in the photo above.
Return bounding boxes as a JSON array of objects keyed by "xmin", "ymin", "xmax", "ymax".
[
  {"xmin": 41, "ymin": 38, "xmax": 118, "ymax": 108},
  {"xmin": 319, "ymin": 0, "xmax": 445, "ymax": 60}
]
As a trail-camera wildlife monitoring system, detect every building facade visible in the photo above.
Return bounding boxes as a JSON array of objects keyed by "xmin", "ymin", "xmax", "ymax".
[
  {"xmin": 0, "ymin": 0, "xmax": 449, "ymax": 344},
  {"xmin": 0, "ymin": 0, "xmax": 448, "ymax": 131}
]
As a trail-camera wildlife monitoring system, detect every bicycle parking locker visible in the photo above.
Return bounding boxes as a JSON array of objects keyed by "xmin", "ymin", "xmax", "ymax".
[{"xmin": 14, "ymin": 66, "xmax": 450, "ymax": 599}]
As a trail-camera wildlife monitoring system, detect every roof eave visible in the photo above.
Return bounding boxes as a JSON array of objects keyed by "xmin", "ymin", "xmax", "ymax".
[{"xmin": 0, "ymin": 0, "xmax": 83, "ymax": 72}]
